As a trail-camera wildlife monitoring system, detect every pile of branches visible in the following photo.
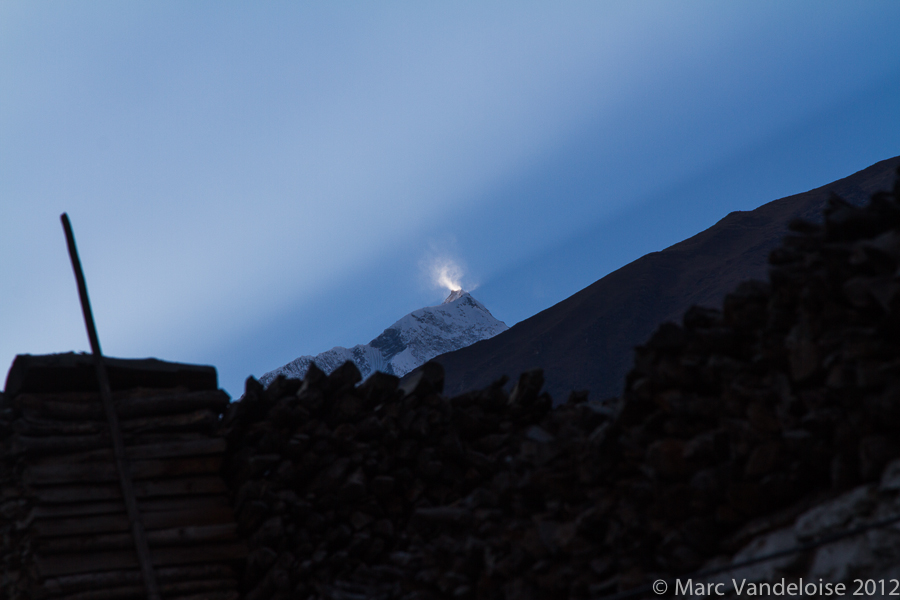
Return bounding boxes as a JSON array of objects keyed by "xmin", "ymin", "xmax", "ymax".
[{"xmin": 225, "ymin": 170, "xmax": 900, "ymax": 599}]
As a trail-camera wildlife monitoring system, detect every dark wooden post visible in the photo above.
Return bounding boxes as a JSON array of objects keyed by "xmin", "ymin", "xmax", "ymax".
[{"xmin": 60, "ymin": 213, "xmax": 161, "ymax": 600}]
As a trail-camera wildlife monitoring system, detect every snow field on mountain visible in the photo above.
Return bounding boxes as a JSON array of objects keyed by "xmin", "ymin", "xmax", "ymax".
[{"xmin": 260, "ymin": 291, "xmax": 507, "ymax": 386}]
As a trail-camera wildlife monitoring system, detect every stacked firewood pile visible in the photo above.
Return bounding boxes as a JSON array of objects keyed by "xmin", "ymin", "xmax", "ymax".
[
  {"xmin": 1, "ymin": 393, "xmax": 20, "ymax": 595},
  {"xmin": 227, "ymin": 359, "xmax": 630, "ymax": 599},
  {"xmin": 223, "ymin": 363, "xmax": 564, "ymax": 599},
  {"xmin": 601, "ymin": 176, "xmax": 900, "ymax": 581},
  {"xmin": 225, "ymin": 169, "xmax": 900, "ymax": 598},
  {"xmin": 0, "ymin": 358, "xmax": 246, "ymax": 600}
]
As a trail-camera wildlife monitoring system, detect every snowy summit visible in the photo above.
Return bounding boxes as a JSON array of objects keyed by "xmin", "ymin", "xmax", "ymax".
[{"xmin": 259, "ymin": 290, "xmax": 508, "ymax": 386}]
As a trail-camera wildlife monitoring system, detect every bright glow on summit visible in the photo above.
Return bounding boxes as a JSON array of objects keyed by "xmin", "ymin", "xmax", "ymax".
[{"xmin": 432, "ymin": 258, "xmax": 464, "ymax": 292}]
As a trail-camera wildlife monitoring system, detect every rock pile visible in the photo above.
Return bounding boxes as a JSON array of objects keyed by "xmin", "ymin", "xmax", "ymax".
[
  {"xmin": 225, "ymin": 167, "xmax": 900, "ymax": 599},
  {"xmin": 701, "ymin": 466, "xmax": 900, "ymax": 591}
]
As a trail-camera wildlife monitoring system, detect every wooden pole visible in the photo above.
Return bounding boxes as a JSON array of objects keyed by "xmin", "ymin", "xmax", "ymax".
[{"xmin": 60, "ymin": 213, "xmax": 161, "ymax": 600}]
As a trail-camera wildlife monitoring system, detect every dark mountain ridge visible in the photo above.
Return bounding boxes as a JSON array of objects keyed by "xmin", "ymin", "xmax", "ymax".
[{"xmin": 421, "ymin": 155, "xmax": 900, "ymax": 401}]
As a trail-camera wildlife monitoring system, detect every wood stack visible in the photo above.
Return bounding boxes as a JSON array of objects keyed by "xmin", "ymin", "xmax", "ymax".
[
  {"xmin": 222, "ymin": 362, "xmax": 559, "ymax": 599},
  {"xmin": 0, "ymin": 354, "xmax": 246, "ymax": 600},
  {"xmin": 222, "ymin": 347, "xmax": 636, "ymax": 600},
  {"xmin": 601, "ymin": 174, "xmax": 900, "ymax": 581}
]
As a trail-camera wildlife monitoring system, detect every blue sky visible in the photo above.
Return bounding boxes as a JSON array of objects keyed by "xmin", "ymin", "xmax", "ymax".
[{"xmin": 2, "ymin": 2, "xmax": 900, "ymax": 398}]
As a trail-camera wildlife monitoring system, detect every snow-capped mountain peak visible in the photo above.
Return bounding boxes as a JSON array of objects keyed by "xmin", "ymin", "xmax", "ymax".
[
  {"xmin": 443, "ymin": 288, "xmax": 466, "ymax": 304},
  {"xmin": 259, "ymin": 290, "xmax": 507, "ymax": 386}
]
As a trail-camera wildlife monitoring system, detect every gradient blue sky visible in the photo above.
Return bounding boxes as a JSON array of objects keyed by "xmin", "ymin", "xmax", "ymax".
[{"xmin": 3, "ymin": 2, "xmax": 900, "ymax": 398}]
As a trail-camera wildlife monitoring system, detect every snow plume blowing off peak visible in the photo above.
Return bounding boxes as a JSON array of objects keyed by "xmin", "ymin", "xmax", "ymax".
[{"xmin": 432, "ymin": 257, "xmax": 464, "ymax": 293}]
